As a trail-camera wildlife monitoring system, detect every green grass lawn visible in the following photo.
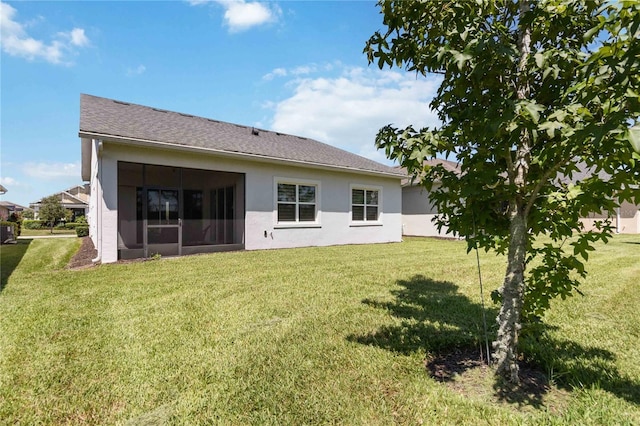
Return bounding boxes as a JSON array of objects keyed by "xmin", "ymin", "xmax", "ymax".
[
  {"xmin": 20, "ymin": 228, "xmax": 77, "ymax": 237},
  {"xmin": 1, "ymin": 236, "xmax": 639, "ymax": 424}
]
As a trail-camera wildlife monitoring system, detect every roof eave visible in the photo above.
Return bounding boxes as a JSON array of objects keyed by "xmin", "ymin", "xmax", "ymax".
[{"xmin": 78, "ymin": 131, "xmax": 406, "ymax": 179}]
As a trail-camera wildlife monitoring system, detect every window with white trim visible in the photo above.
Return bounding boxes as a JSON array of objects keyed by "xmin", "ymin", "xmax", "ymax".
[
  {"xmin": 277, "ymin": 182, "xmax": 318, "ymax": 223},
  {"xmin": 351, "ymin": 187, "xmax": 380, "ymax": 222}
]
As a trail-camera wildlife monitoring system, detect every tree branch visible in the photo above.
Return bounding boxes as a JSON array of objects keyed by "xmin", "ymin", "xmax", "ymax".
[{"xmin": 523, "ymin": 154, "xmax": 572, "ymax": 217}]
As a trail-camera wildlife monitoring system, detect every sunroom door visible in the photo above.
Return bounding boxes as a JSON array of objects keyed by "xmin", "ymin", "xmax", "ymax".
[{"xmin": 145, "ymin": 189, "xmax": 181, "ymax": 257}]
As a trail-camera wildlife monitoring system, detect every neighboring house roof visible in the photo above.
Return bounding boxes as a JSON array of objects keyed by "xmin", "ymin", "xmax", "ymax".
[
  {"xmin": 0, "ymin": 201, "xmax": 29, "ymax": 212},
  {"xmin": 62, "ymin": 185, "xmax": 90, "ymax": 203},
  {"xmin": 556, "ymin": 162, "xmax": 612, "ymax": 185},
  {"xmin": 400, "ymin": 158, "xmax": 462, "ymax": 186},
  {"xmin": 79, "ymin": 94, "xmax": 404, "ymax": 178},
  {"xmin": 30, "ymin": 185, "xmax": 90, "ymax": 208}
]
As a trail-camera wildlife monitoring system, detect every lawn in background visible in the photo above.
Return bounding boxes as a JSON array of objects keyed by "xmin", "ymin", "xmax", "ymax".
[
  {"xmin": 20, "ymin": 228, "xmax": 77, "ymax": 237},
  {"xmin": 1, "ymin": 236, "xmax": 638, "ymax": 424}
]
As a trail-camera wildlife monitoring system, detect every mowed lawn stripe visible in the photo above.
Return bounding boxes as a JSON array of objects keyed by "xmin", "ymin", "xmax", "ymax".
[{"xmin": 1, "ymin": 235, "xmax": 639, "ymax": 424}]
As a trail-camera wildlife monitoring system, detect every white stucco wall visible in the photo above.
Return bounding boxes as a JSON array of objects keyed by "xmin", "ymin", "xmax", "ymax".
[
  {"xmin": 88, "ymin": 139, "xmax": 100, "ymax": 250},
  {"xmin": 580, "ymin": 200, "xmax": 640, "ymax": 234},
  {"xmin": 91, "ymin": 140, "xmax": 402, "ymax": 263},
  {"xmin": 401, "ymin": 184, "xmax": 450, "ymax": 237}
]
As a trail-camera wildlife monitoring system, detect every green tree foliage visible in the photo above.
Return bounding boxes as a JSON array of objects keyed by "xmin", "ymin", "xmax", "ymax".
[
  {"xmin": 366, "ymin": 0, "xmax": 639, "ymax": 382},
  {"xmin": 7, "ymin": 212, "xmax": 22, "ymax": 237},
  {"xmin": 38, "ymin": 196, "xmax": 66, "ymax": 234}
]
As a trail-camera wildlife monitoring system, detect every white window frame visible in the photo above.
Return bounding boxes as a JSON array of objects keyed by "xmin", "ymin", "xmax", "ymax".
[
  {"xmin": 350, "ymin": 184, "xmax": 383, "ymax": 226},
  {"xmin": 274, "ymin": 177, "xmax": 321, "ymax": 228}
]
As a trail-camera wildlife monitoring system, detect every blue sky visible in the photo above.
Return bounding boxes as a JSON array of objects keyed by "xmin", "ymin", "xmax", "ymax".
[{"xmin": 1, "ymin": 0, "xmax": 440, "ymax": 208}]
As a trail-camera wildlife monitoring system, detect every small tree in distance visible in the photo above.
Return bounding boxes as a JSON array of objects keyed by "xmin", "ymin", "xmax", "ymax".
[
  {"xmin": 366, "ymin": 0, "xmax": 639, "ymax": 383},
  {"xmin": 38, "ymin": 195, "xmax": 65, "ymax": 234}
]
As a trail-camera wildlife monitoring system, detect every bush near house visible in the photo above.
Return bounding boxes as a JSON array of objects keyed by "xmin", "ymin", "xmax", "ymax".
[
  {"xmin": 75, "ymin": 226, "xmax": 89, "ymax": 237},
  {"xmin": 63, "ymin": 222, "xmax": 82, "ymax": 230},
  {"xmin": 22, "ymin": 220, "xmax": 43, "ymax": 230},
  {"xmin": 7, "ymin": 213, "xmax": 21, "ymax": 237},
  {"xmin": 21, "ymin": 209, "xmax": 35, "ymax": 220}
]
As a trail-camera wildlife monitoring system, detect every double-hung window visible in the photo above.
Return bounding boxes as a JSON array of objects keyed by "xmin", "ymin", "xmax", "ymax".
[
  {"xmin": 276, "ymin": 180, "xmax": 319, "ymax": 224},
  {"xmin": 351, "ymin": 186, "xmax": 381, "ymax": 223}
]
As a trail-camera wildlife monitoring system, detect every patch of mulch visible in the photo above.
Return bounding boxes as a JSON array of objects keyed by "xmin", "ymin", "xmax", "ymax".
[
  {"xmin": 427, "ymin": 347, "xmax": 488, "ymax": 381},
  {"xmin": 425, "ymin": 347, "xmax": 567, "ymax": 411},
  {"xmin": 67, "ymin": 237, "xmax": 98, "ymax": 269}
]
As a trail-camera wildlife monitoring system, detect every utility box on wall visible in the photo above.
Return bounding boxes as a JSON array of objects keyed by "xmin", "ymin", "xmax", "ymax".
[{"xmin": 1, "ymin": 224, "xmax": 15, "ymax": 244}]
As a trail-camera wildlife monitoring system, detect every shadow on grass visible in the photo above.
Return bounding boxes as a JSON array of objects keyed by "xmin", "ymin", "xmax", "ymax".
[
  {"xmin": 349, "ymin": 274, "xmax": 640, "ymax": 408},
  {"xmin": 0, "ymin": 239, "xmax": 31, "ymax": 293},
  {"xmin": 522, "ymin": 333, "xmax": 640, "ymax": 405},
  {"xmin": 347, "ymin": 274, "xmax": 497, "ymax": 358}
]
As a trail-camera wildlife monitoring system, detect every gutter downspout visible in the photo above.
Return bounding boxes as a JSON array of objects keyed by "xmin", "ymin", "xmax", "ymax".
[{"xmin": 91, "ymin": 140, "xmax": 103, "ymax": 263}]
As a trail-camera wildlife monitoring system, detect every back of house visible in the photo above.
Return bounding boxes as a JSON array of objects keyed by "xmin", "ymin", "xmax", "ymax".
[{"xmin": 79, "ymin": 94, "xmax": 404, "ymax": 263}]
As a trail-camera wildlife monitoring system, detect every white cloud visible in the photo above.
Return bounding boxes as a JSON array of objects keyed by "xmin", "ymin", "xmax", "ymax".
[
  {"xmin": 0, "ymin": 176, "xmax": 30, "ymax": 193},
  {"xmin": 191, "ymin": 0, "xmax": 281, "ymax": 32},
  {"xmin": 0, "ymin": 177, "xmax": 18, "ymax": 186},
  {"xmin": 266, "ymin": 66, "xmax": 442, "ymax": 165},
  {"xmin": 126, "ymin": 64, "xmax": 146, "ymax": 76},
  {"xmin": 262, "ymin": 61, "xmax": 340, "ymax": 81},
  {"xmin": 69, "ymin": 28, "xmax": 89, "ymax": 47},
  {"xmin": 0, "ymin": 3, "xmax": 90, "ymax": 65},
  {"xmin": 223, "ymin": 1, "xmax": 279, "ymax": 32},
  {"xmin": 22, "ymin": 162, "xmax": 81, "ymax": 179},
  {"xmin": 262, "ymin": 67, "xmax": 288, "ymax": 81},
  {"xmin": 291, "ymin": 65, "xmax": 316, "ymax": 76}
]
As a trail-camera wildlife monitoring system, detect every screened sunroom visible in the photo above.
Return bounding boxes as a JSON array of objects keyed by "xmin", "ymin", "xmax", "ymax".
[{"xmin": 117, "ymin": 162, "xmax": 245, "ymax": 260}]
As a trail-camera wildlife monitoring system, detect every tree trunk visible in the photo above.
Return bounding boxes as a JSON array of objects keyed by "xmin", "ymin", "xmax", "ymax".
[
  {"xmin": 492, "ymin": 0, "xmax": 532, "ymax": 384},
  {"xmin": 492, "ymin": 210, "xmax": 527, "ymax": 383}
]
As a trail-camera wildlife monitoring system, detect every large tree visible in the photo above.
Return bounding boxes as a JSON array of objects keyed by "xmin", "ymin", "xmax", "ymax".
[
  {"xmin": 38, "ymin": 195, "xmax": 65, "ymax": 234},
  {"xmin": 366, "ymin": 0, "xmax": 639, "ymax": 383}
]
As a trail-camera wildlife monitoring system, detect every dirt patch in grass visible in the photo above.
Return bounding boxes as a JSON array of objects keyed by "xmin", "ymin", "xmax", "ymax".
[
  {"xmin": 67, "ymin": 237, "xmax": 98, "ymax": 269},
  {"xmin": 426, "ymin": 347, "xmax": 570, "ymax": 413}
]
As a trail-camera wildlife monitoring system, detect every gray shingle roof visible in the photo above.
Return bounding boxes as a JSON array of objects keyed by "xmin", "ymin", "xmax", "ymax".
[
  {"xmin": 79, "ymin": 94, "xmax": 403, "ymax": 177},
  {"xmin": 399, "ymin": 158, "xmax": 460, "ymax": 186}
]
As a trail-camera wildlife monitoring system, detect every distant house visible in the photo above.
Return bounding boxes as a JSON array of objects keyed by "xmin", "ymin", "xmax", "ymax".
[
  {"xmin": 558, "ymin": 165, "xmax": 640, "ymax": 234},
  {"xmin": 401, "ymin": 159, "xmax": 639, "ymax": 236},
  {"xmin": 0, "ymin": 201, "xmax": 29, "ymax": 221},
  {"xmin": 401, "ymin": 159, "xmax": 460, "ymax": 237},
  {"xmin": 79, "ymin": 94, "xmax": 404, "ymax": 264},
  {"xmin": 30, "ymin": 185, "xmax": 90, "ymax": 221},
  {"xmin": 0, "ymin": 185, "xmax": 30, "ymax": 221}
]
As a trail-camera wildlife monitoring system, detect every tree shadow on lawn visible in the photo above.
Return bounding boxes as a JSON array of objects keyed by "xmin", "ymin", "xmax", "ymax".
[
  {"xmin": 0, "ymin": 239, "xmax": 31, "ymax": 293},
  {"xmin": 521, "ymin": 333, "xmax": 640, "ymax": 406},
  {"xmin": 348, "ymin": 275, "xmax": 496, "ymax": 358},
  {"xmin": 348, "ymin": 274, "xmax": 640, "ymax": 408}
]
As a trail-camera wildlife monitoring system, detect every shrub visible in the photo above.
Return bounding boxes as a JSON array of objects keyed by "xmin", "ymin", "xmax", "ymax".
[
  {"xmin": 21, "ymin": 209, "xmax": 35, "ymax": 219},
  {"xmin": 75, "ymin": 215, "xmax": 87, "ymax": 224},
  {"xmin": 23, "ymin": 220, "xmax": 43, "ymax": 230},
  {"xmin": 64, "ymin": 222, "xmax": 80, "ymax": 230},
  {"xmin": 8, "ymin": 213, "xmax": 22, "ymax": 236},
  {"xmin": 76, "ymin": 226, "xmax": 89, "ymax": 237}
]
